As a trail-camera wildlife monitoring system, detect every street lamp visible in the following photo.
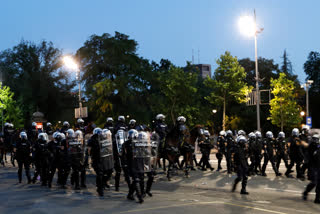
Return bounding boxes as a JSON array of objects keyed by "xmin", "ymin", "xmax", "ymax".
[
  {"xmin": 238, "ymin": 10, "xmax": 263, "ymax": 131},
  {"xmin": 300, "ymin": 111, "xmax": 305, "ymax": 117},
  {"xmin": 63, "ymin": 56, "xmax": 82, "ymax": 118},
  {"xmin": 212, "ymin": 109, "xmax": 217, "ymax": 114},
  {"xmin": 301, "ymin": 80, "xmax": 313, "ymax": 117}
]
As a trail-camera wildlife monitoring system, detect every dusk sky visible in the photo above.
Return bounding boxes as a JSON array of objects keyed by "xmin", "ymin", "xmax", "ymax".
[{"xmin": 1, "ymin": 0, "xmax": 319, "ymax": 82}]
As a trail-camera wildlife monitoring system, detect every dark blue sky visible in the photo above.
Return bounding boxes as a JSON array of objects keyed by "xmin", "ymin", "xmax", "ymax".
[{"xmin": 1, "ymin": 0, "xmax": 319, "ymax": 81}]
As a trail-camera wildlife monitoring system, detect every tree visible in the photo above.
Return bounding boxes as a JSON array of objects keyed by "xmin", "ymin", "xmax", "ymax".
[
  {"xmin": 303, "ymin": 51, "xmax": 320, "ymax": 127},
  {"xmin": 0, "ymin": 83, "xmax": 24, "ymax": 128},
  {"xmin": 0, "ymin": 40, "xmax": 76, "ymax": 125},
  {"xmin": 204, "ymin": 52, "xmax": 252, "ymax": 130},
  {"xmin": 158, "ymin": 65, "xmax": 198, "ymax": 125},
  {"xmin": 268, "ymin": 73, "xmax": 301, "ymax": 131}
]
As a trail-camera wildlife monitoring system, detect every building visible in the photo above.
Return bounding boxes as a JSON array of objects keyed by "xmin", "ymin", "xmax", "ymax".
[{"xmin": 194, "ymin": 64, "xmax": 212, "ymax": 79}]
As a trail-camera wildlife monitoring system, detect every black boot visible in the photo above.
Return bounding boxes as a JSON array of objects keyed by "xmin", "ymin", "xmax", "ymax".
[
  {"xmin": 232, "ymin": 178, "xmax": 240, "ymax": 192},
  {"xmin": 146, "ymin": 176, "xmax": 154, "ymax": 197},
  {"xmin": 134, "ymin": 180, "xmax": 144, "ymax": 204}
]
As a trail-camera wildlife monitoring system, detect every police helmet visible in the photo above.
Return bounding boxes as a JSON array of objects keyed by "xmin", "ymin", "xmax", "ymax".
[
  {"xmin": 226, "ymin": 130, "xmax": 233, "ymax": 136},
  {"xmin": 9, "ymin": 123, "xmax": 14, "ymax": 128},
  {"xmin": 63, "ymin": 121, "xmax": 70, "ymax": 127},
  {"xmin": 46, "ymin": 122, "xmax": 52, "ymax": 127},
  {"xmin": 177, "ymin": 116, "xmax": 186, "ymax": 123},
  {"xmin": 238, "ymin": 130, "xmax": 246, "ymax": 136},
  {"xmin": 237, "ymin": 135, "xmax": 247, "ymax": 144},
  {"xmin": 255, "ymin": 131, "xmax": 262, "ymax": 138},
  {"xmin": 106, "ymin": 117, "xmax": 113, "ymax": 123},
  {"xmin": 278, "ymin": 132, "xmax": 285, "ymax": 139},
  {"xmin": 156, "ymin": 114, "xmax": 165, "ymax": 121},
  {"xmin": 102, "ymin": 129, "xmax": 111, "ymax": 139},
  {"xmin": 66, "ymin": 129, "xmax": 75, "ymax": 138},
  {"xmin": 93, "ymin": 127, "xmax": 103, "ymax": 135},
  {"xmin": 20, "ymin": 131, "xmax": 28, "ymax": 140},
  {"xmin": 129, "ymin": 119, "xmax": 136, "ymax": 125},
  {"xmin": 266, "ymin": 131, "xmax": 273, "ymax": 139},
  {"xmin": 292, "ymin": 128, "xmax": 299, "ymax": 137},
  {"xmin": 219, "ymin": 130, "xmax": 226, "ymax": 137},
  {"xmin": 32, "ymin": 122, "xmax": 37, "ymax": 127},
  {"xmin": 4, "ymin": 122, "xmax": 10, "ymax": 127},
  {"xmin": 312, "ymin": 134, "xmax": 320, "ymax": 145},
  {"xmin": 38, "ymin": 133, "xmax": 48, "ymax": 141},
  {"xmin": 248, "ymin": 132, "xmax": 256, "ymax": 139},
  {"xmin": 128, "ymin": 129, "xmax": 139, "ymax": 140},
  {"xmin": 52, "ymin": 131, "xmax": 60, "ymax": 139},
  {"xmin": 203, "ymin": 130, "xmax": 210, "ymax": 137},
  {"xmin": 74, "ymin": 130, "xmax": 83, "ymax": 139},
  {"xmin": 77, "ymin": 118, "xmax": 84, "ymax": 124},
  {"xmin": 118, "ymin": 116, "xmax": 125, "ymax": 122}
]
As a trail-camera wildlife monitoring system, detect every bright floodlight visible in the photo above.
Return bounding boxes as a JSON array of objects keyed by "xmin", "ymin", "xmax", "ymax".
[
  {"xmin": 300, "ymin": 111, "xmax": 305, "ymax": 117},
  {"xmin": 238, "ymin": 16, "xmax": 256, "ymax": 37},
  {"xmin": 63, "ymin": 56, "xmax": 78, "ymax": 71}
]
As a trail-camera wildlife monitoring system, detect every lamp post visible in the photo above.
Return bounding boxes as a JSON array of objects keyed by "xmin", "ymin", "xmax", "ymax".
[
  {"xmin": 63, "ymin": 56, "xmax": 82, "ymax": 118},
  {"xmin": 301, "ymin": 80, "xmax": 313, "ymax": 117},
  {"xmin": 238, "ymin": 10, "xmax": 263, "ymax": 131}
]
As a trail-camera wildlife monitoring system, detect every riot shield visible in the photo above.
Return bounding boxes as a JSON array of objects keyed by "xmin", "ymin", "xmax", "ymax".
[
  {"xmin": 132, "ymin": 131, "xmax": 152, "ymax": 172},
  {"xmin": 115, "ymin": 130, "xmax": 127, "ymax": 155},
  {"xmin": 150, "ymin": 132, "xmax": 160, "ymax": 169},
  {"xmin": 99, "ymin": 130, "xmax": 114, "ymax": 170},
  {"xmin": 68, "ymin": 138, "xmax": 83, "ymax": 162}
]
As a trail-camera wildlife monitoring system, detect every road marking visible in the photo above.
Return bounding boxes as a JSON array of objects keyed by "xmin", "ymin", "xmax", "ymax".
[
  {"xmin": 264, "ymin": 187, "xmax": 315, "ymax": 195},
  {"xmin": 116, "ymin": 201, "xmax": 287, "ymax": 214}
]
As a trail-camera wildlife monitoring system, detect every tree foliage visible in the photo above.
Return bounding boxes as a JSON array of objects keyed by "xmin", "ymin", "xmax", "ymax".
[
  {"xmin": 204, "ymin": 51, "xmax": 251, "ymax": 130},
  {"xmin": 269, "ymin": 73, "xmax": 301, "ymax": 131},
  {"xmin": 0, "ymin": 83, "xmax": 24, "ymax": 128},
  {"xmin": 0, "ymin": 40, "xmax": 77, "ymax": 126}
]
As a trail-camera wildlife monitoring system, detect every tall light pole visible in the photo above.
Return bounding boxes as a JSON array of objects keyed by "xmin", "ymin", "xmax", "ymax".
[
  {"xmin": 63, "ymin": 56, "xmax": 82, "ymax": 118},
  {"xmin": 301, "ymin": 80, "xmax": 313, "ymax": 117},
  {"xmin": 238, "ymin": 10, "xmax": 263, "ymax": 131}
]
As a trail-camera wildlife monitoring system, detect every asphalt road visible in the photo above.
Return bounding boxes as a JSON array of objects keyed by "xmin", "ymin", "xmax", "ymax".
[{"xmin": 1, "ymin": 157, "xmax": 320, "ymax": 214}]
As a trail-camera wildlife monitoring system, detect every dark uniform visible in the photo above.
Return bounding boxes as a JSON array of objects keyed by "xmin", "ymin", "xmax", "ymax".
[
  {"xmin": 15, "ymin": 137, "xmax": 32, "ymax": 183},
  {"xmin": 303, "ymin": 135, "xmax": 320, "ymax": 202},
  {"xmin": 199, "ymin": 134, "xmax": 214, "ymax": 171},
  {"xmin": 88, "ymin": 130, "xmax": 114, "ymax": 196},
  {"xmin": 216, "ymin": 135, "xmax": 227, "ymax": 171},
  {"xmin": 261, "ymin": 136, "xmax": 281, "ymax": 176},
  {"xmin": 275, "ymin": 137, "xmax": 289, "ymax": 172},
  {"xmin": 226, "ymin": 134, "xmax": 235, "ymax": 174},
  {"xmin": 232, "ymin": 136, "xmax": 249, "ymax": 194},
  {"xmin": 4, "ymin": 125, "xmax": 16, "ymax": 166},
  {"xmin": 113, "ymin": 121, "xmax": 129, "ymax": 191},
  {"xmin": 32, "ymin": 134, "xmax": 50, "ymax": 185},
  {"xmin": 47, "ymin": 134, "xmax": 63, "ymax": 188},
  {"xmin": 153, "ymin": 120, "xmax": 169, "ymax": 170},
  {"xmin": 286, "ymin": 136, "xmax": 304, "ymax": 178},
  {"xmin": 122, "ymin": 131, "xmax": 151, "ymax": 203},
  {"xmin": 254, "ymin": 136, "xmax": 263, "ymax": 174}
]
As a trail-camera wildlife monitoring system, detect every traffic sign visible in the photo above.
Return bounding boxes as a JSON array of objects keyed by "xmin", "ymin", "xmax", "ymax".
[
  {"xmin": 75, "ymin": 107, "xmax": 88, "ymax": 118},
  {"xmin": 306, "ymin": 117, "xmax": 312, "ymax": 128}
]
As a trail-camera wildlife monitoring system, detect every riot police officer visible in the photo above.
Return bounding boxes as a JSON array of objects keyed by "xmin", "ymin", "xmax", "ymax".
[
  {"xmin": 199, "ymin": 130, "xmax": 214, "ymax": 171},
  {"xmin": 226, "ymin": 130, "xmax": 235, "ymax": 174},
  {"xmin": 88, "ymin": 128, "xmax": 114, "ymax": 196},
  {"xmin": 128, "ymin": 119, "xmax": 137, "ymax": 130},
  {"xmin": 248, "ymin": 132, "xmax": 257, "ymax": 175},
  {"xmin": 14, "ymin": 132, "xmax": 32, "ymax": 183},
  {"xmin": 286, "ymin": 128, "xmax": 304, "ymax": 178},
  {"xmin": 104, "ymin": 117, "xmax": 114, "ymax": 134},
  {"xmin": 301, "ymin": 125, "xmax": 312, "ymax": 175},
  {"xmin": 254, "ymin": 131, "xmax": 263, "ymax": 174},
  {"xmin": 261, "ymin": 131, "xmax": 281, "ymax": 176},
  {"xmin": 46, "ymin": 122, "xmax": 54, "ymax": 137},
  {"xmin": 153, "ymin": 114, "xmax": 169, "ymax": 170},
  {"xmin": 67, "ymin": 129, "xmax": 83, "ymax": 190},
  {"xmin": 275, "ymin": 132, "xmax": 289, "ymax": 172},
  {"xmin": 303, "ymin": 134, "xmax": 320, "ymax": 203},
  {"xmin": 4, "ymin": 122, "xmax": 15, "ymax": 166},
  {"xmin": 28, "ymin": 122, "xmax": 39, "ymax": 145},
  {"xmin": 47, "ymin": 132, "xmax": 67, "ymax": 188},
  {"xmin": 32, "ymin": 133, "xmax": 50, "ymax": 186},
  {"xmin": 216, "ymin": 130, "xmax": 227, "ymax": 171},
  {"xmin": 75, "ymin": 118, "xmax": 86, "ymax": 133},
  {"xmin": 60, "ymin": 121, "xmax": 70, "ymax": 135},
  {"xmin": 122, "ymin": 129, "xmax": 146, "ymax": 203},
  {"xmin": 232, "ymin": 136, "xmax": 249, "ymax": 195},
  {"xmin": 114, "ymin": 116, "xmax": 129, "ymax": 191}
]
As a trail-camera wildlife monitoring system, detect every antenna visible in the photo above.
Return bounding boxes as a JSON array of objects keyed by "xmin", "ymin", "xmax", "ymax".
[
  {"xmin": 198, "ymin": 49, "xmax": 200, "ymax": 64},
  {"xmin": 192, "ymin": 49, "xmax": 194, "ymax": 64}
]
